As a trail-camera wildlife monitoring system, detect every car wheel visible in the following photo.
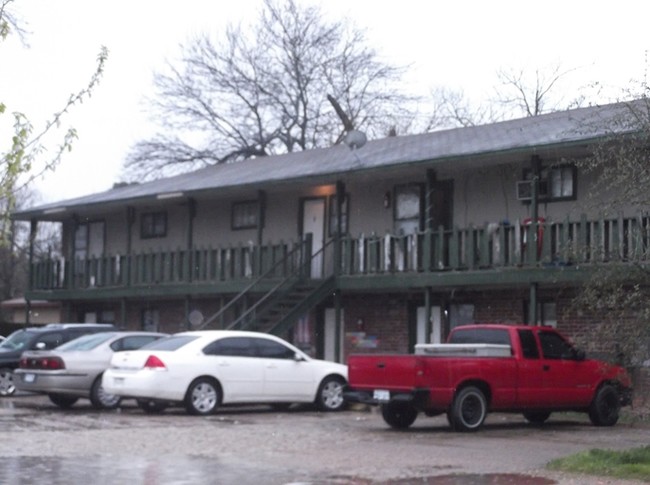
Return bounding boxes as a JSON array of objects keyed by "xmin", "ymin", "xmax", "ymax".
[
  {"xmin": 523, "ymin": 411, "xmax": 551, "ymax": 424},
  {"xmin": 381, "ymin": 401, "xmax": 418, "ymax": 429},
  {"xmin": 448, "ymin": 386, "xmax": 487, "ymax": 432},
  {"xmin": 315, "ymin": 375, "xmax": 346, "ymax": 412},
  {"xmin": 0, "ymin": 368, "xmax": 16, "ymax": 397},
  {"xmin": 588, "ymin": 384, "xmax": 620, "ymax": 426},
  {"xmin": 137, "ymin": 399, "xmax": 169, "ymax": 414},
  {"xmin": 48, "ymin": 393, "xmax": 79, "ymax": 409},
  {"xmin": 185, "ymin": 377, "xmax": 220, "ymax": 415},
  {"xmin": 90, "ymin": 375, "xmax": 122, "ymax": 410}
]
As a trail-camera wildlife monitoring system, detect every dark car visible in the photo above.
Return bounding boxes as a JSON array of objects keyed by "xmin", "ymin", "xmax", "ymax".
[{"xmin": 0, "ymin": 323, "xmax": 116, "ymax": 396}]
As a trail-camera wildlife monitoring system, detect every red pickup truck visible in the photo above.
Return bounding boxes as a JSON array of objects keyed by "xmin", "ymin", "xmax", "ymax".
[{"xmin": 344, "ymin": 324, "xmax": 632, "ymax": 431}]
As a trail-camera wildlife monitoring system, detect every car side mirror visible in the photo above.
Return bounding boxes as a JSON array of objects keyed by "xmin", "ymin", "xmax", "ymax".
[{"xmin": 293, "ymin": 352, "xmax": 306, "ymax": 362}]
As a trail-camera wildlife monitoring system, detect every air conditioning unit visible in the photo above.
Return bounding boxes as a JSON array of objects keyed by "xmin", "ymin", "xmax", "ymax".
[{"xmin": 516, "ymin": 179, "xmax": 549, "ymax": 201}]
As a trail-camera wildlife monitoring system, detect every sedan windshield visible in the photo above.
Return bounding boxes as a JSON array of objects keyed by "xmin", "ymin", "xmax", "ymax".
[
  {"xmin": 0, "ymin": 330, "xmax": 36, "ymax": 351},
  {"xmin": 57, "ymin": 332, "xmax": 117, "ymax": 351}
]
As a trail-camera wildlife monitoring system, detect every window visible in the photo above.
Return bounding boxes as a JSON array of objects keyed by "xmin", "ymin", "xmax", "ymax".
[
  {"xmin": 141, "ymin": 212, "xmax": 167, "ymax": 239},
  {"xmin": 518, "ymin": 330, "xmax": 540, "ymax": 359},
  {"xmin": 538, "ymin": 331, "xmax": 574, "ymax": 359},
  {"xmin": 254, "ymin": 338, "xmax": 295, "ymax": 359},
  {"xmin": 522, "ymin": 165, "xmax": 576, "ymax": 202},
  {"xmin": 449, "ymin": 328, "xmax": 510, "ymax": 345},
  {"xmin": 524, "ymin": 301, "xmax": 557, "ymax": 327},
  {"xmin": 328, "ymin": 194, "xmax": 349, "ymax": 236},
  {"xmin": 204, "ymin": 337, "xmax": 254, "ymax": 357},
  {"xmin": 394, "ymin": 184, "xmax": 423, "ymax": 234},
  {"xmin": 232, "ymin": 201, "xmax": 259, "ymax": 230}
]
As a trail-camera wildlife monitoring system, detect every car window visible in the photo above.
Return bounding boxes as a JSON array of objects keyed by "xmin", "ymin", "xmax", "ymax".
[
  {"xmin": 58, "ymin": 332, "xmax": 117, "ymax": 351},
  {"xmin": 139, "ymin": 335, "xmax": 197, "ymax": 351},
  {"xmin": 253, "ymin": 338, "xmax": 295, "ymax": 359},
  {"xmin": 517, "ymin": 329, "xmax": 539, "ymax": 359},
  {"xmin": 0, "ymin": 330, "xmax": 36, "ymax": 351},
  {"xmin": 33, "ymin": 332, "xmax": 64, "ymax": 350},
  {"xmin": 538, "ymin": 331, "xmax": 573, "ymax": 359},
  {"xmin": 448, "ymin": 328, "xmax": 511, "ymax": 345},
  {"xmin": 111, "ymin": 335, "xmax": 164, "ymax": 352},
  {"xmin": 204, "ymin": 337, "xmax": 254, "ymax": 357}
]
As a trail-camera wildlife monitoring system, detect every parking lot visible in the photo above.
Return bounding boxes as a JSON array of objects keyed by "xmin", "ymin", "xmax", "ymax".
[{"xmin": 0, "ymin": 394, "xmax": 648, "ymax": 484}]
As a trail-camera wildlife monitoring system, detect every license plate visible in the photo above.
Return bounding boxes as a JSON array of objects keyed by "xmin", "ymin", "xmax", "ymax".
[
  {"xmin": 373, "ymin": 389, "xmax": 390, "ymax": 402},
  {"xmin": 23, "ymin": 373, "xmax": 36, "ymax": 383}
]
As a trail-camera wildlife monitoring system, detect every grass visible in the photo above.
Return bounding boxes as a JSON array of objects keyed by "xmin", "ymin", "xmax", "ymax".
[{"xmin": 547, "ymin": 446, "xmax": 650, "ymax": 482}]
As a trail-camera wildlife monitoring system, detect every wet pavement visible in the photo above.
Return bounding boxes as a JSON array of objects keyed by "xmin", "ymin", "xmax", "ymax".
[{"xmin": 0, "ymin": 394, "xmax": 647, "ymax": 484}]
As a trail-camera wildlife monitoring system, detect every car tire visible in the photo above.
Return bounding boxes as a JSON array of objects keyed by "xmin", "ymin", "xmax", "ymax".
[
  {"xmin": 0, "ymin": 368, "xmax": 16, "ymax": 397},
  {"xmin": 90, "ymin": 375, "xmax": 122, "ymax": 410},
  {"xmin": 48, "ymin": 393, "xmax": 79, "ymax": 409},
  {"xmin": 381, "ymin": 401, "xmax": 418, "ymax": 429},
  {"xmin": 137, "ymin": 399, "xmax": 169, "ymax": 414},
  {"xmin": 523, "ymin": 411, "xmax": 551, "ymax": 424},
  {"xmin": 315, "ymin": 375, "xmax": 346, "ymax": 412},
  {"xmin": 185, "ymin": 377, "xmax": 220, "ymax": 416},
  {"xmin": 448, "ymin": 386, "xmax": 487, "ymax": 432},
  {"xmin": 588, "ymin": 384, "xmax": 620, "ymax": 426}
]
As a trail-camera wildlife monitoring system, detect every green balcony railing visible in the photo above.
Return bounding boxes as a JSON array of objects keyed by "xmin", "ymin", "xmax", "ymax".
[{"xmin": 29, "ymin": 214, "xmax": 650, "ymax": 292}]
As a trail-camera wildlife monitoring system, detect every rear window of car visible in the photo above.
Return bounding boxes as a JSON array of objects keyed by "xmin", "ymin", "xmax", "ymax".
[
  {"xmin": 448, "ymin": 328, "xmax": 511, "ymax": 345},
  {"xmin": 138, "ymin": 335, "xmax": 197, "ymax": 351},
  {"xmin": 58, "ymin": 332, "xmax": 117, "ymax": 351},
  {"xmin": 0, "ymin": 330, "xmax": 37, "ymax": 351}
]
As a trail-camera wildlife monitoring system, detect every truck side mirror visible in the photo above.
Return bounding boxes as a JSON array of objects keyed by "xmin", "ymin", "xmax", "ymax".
[{"xmin": 573, "ymin": 348, "xmax": 586, "ymax": 361}]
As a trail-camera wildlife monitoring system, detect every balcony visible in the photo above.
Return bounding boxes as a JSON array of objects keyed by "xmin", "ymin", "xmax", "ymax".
[{"xmin": 29, "ymin": 214, "xmax": 650, "ymax": 297}]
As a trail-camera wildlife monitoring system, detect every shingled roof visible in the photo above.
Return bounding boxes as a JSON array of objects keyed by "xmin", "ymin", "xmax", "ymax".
[{"xmin": 13, "ymin": 99, "xmax": 642, "ymax": 220}]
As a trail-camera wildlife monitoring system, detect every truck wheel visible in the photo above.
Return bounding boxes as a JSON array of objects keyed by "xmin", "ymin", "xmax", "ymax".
[
  {"xmin": 523, "ymin": 411, "xmax": 551, "ymax": 424},
  {"xmin": 588, "ymin": 384, "xmax": 620, "ymax": 426},
  {"xmin": 381, "ymin": 401, "xmax": 418, "ymax": 429},
  {"xmin": 449, "ymin": 386, "xmax": 487, "ymax": 432}
]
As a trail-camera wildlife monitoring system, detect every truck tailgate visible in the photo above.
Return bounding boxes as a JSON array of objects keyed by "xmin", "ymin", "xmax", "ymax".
[{"xmin": 348, "ymin": 354, "xmax": 423, "ymax": 391}]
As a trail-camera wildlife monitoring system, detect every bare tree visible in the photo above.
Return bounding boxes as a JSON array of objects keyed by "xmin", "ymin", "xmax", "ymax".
[
  {"xmin": 426, "ymin": 63, "xmax": 586, "ymax": 130},
  {"xmin": 125, "ymin": 0, "xmax": 416, "ymax": 181}
]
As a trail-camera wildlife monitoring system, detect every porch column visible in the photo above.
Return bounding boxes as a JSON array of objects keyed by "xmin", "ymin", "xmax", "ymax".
[
  {"xmin": 334, "ymin": 289, "xmax": 342, "ymax": 362},
  {"xmin": 26, "ymin": 219, "xmax": 37, "ymax": 327},
  {"xmin": 186, "ymin": 198, "xmax": 197, "ymax": 282},
  {"xmin": 528, "ymin": 155, "xmax": 541, "ymax": 264},
  {"xmin": 424, "ymin": 286, "xmax": 432, "ymax": 343},
  {"xmin": 256, "ymin": 190, "xmax": 266, "ymax": 276},
  {"xmin": 125, "ymin": 206, "xmax": 135, "ymax": 287},
  {"xmin": 425, "ymin": 169, "xmax": 437, "ymax": 231},
  {"xmin": 529, "ymin": 283, "xmax": 538, "ymax": 324},
  {"xmin": 120, "ymin": 298, "xmax": 127, "ymax": 329},
  {"xmin": 334, "ymin": 180, "xmax": 346, "ymax": 276}
]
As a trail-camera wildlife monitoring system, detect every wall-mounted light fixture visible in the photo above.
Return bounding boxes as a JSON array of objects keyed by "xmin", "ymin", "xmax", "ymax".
[
  {"xmin": 383, "ymin": 191, "xmax": 391, "ymax": 209},
  {"xmin": 356, "ymin": 318, "xmax": 365, "ymax": 331}
]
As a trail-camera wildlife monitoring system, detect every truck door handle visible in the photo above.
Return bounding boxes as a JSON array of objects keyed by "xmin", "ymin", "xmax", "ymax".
[
  {"xmin": 376, "ymin": 363, "xmax": 385, "ymax": 368},
  {"xmin": 542, "ymin": 365, "xmax": 550, "ymax": 371}
]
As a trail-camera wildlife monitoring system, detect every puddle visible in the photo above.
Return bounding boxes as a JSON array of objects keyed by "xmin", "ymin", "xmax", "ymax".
[{"xmin": 376, "ymin": 474, "xmax": 556, "ymax": 484}]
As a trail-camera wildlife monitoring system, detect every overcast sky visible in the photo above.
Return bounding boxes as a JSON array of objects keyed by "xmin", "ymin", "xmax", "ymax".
[{"xmin": 2, "ymin": 0, "xmax": 649, "ymax": 204}]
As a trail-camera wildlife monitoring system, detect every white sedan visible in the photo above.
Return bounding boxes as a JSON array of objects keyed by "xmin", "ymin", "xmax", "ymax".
[{"xmin": 103, "ymin": 330, "xmax": 348, "ymax": 415}]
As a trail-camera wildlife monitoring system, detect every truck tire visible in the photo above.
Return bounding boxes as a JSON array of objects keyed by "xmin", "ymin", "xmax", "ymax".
[
  {"xmin": 588, "ymin": 384, "xmax": 620, "ymax": 426},
  {"xmin": 523, "ymin": 411, "xmax": 551, "ymax": 424},
  {"xmin": 448, "ymin": 386, "xmax": 487, "ymax": 432},
  {"xmin": 381, "ymin": 401, "xmax": 418, "ymax": 429}
]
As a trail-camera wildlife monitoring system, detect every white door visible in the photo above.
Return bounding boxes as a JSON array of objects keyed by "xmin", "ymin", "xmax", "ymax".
[
  {"xmin": 302, "ymin": 199, "xmax": 325, "ymax": 278},
  {"xmin": 324, "ymin": 308, "xmax": 344, "ymax": 362},
  {"xmin": 416, "ymin": 306, "xmax": 442, "ymax": 344}
]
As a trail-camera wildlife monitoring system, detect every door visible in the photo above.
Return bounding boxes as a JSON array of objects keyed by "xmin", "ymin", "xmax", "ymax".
[
  {"xmin": 416, "ymin": 306, "xmax": 442, "ymax": 344},
  {"xmin": 324, "ymin": 308, "xmax": 343, "ymax": 362},
  {"xmin": 302, "ymin": 198, "xmax": 325, "ymax": 278},
  {"xmin": 256, "ymin": 338, "xmax": 314, "ymax": 401}
]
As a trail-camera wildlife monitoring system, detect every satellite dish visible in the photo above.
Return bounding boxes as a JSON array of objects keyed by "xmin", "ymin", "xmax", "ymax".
[
  {"xmin": 188, "ymin": 310, "xmax": 204, "ymax": 328},
  {"xmin": 345, "ymin": 129, "xmax": 367, "ymax": 150}
]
